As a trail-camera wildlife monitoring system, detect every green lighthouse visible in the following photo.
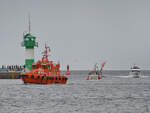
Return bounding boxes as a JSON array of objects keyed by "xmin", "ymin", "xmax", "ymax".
[{"xmin": 21, "ymin": 17, "xmax": 38, "ymax": 71}]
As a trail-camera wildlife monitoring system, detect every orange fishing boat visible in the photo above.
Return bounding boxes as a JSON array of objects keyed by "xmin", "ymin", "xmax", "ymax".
[
  {"xmin": 86, "ymin": 62, "xmax": 106, "ymax": 80},
  {"xmin": 20, "ymin": 45, "xmax": 68, "ymax": 84}
]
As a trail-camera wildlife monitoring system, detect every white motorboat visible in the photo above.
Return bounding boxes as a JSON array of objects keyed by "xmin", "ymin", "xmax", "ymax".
[{"xmin": 128, "ymin": 65, "xmax": 141, "ymax": 78}]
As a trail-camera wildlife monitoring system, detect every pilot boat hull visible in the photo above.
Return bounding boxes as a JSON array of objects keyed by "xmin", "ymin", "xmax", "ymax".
[{"xmin": 21, "ymin": 75, "xmax": 67, "ymax": 84}]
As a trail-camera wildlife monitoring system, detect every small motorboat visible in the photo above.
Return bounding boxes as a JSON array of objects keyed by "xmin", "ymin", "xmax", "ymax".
[
  {"xmin": 86, "ymin": 62, "xmax": 106, "ymax": 80},
  {"xmin": 128, "ymin": 65, "xmax": 141, "ymax": 78},
  {"xmin": 20, "ymin": 45, "xmax": 68, "ymax": 84}
]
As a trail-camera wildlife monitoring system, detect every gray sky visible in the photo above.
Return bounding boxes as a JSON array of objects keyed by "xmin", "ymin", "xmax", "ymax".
[{"xmin": 0, "ymin": 0, "xmax": 150, "ymax": 70}]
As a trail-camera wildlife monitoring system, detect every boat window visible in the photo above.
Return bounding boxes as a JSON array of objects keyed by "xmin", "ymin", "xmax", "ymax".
[
  {"xmin": 42, "ymin": 76, "xmax": 44, "ymax": 80},
  {"xmin": 48, "ymin": 65, "xmax": 52, "ymax": 71},
  {"xmin": 32, "ymin": 65, "xmax": 38, "ymax": 69},
  {"xmin": 22, "ymin": 75, "xmax": 28, "ymax": 77},
  {"xmin": 42, "ymin": 65, "xmax": 48, "ymax": 69},
  {"xmin": 59, "ymin": 78, "xmax": 61, "ymax": 80},
  {"xmin": 52, "ymin": 77, "xmax": 54, "ymax": 80},
  {"xmin": 55, "ymin": 77, "xmax": 57, "ymax": 80},
  {"xmin": 47, "ymin": 77, "xmax": 49, "ymax": 80},
  {"xmin": 62, "ymin": 78, "xmax": 64, "ymax": 81},
  {"xmin": 37, "ymin": 76, "xmax": 40, "ymax": 79},
  {"xmin": 65, "ymin": 78, "xmax": 68, "ymax": 81},
  {"xmin": 31, "ymin": 75, "xmax": 34, "ymax": 79}
]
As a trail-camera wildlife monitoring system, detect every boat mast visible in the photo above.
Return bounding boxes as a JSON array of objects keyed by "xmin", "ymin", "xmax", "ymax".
[{"xmin": 42, "ymin": 44, "xmax": 50, "ymax": 61}]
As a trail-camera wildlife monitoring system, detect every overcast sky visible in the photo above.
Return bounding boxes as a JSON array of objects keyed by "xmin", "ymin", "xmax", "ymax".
[{"xmin": 0, "ymin": 0, "xmax": 150, "ymax": 70}]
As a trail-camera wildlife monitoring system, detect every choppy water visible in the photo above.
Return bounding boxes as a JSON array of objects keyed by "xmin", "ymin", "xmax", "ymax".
[{"xmin": 0, "ymin": 70, "xmax": 150, "ymax": 113}]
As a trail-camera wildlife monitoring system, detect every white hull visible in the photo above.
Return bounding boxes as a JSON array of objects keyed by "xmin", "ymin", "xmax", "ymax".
[
  {"xmin": 87, "ymin": 75, "xmax": 101, "ymax": 80},
  {"xmin": 128, "ymin": 71, "xmax": 141, "ymax": 78}
]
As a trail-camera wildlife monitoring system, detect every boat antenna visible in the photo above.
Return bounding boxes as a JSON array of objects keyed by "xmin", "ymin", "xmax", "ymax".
[
  {"xmin": 62, "ymin": 58, "xmax": 64, "ymax": 74},
  {"xmin": 28, "ymin": 13, "xmax": 31, "ymax": 34},
  {"xmin": 42, "ymin": 43, "xmax": 51, "ymax": 61}
]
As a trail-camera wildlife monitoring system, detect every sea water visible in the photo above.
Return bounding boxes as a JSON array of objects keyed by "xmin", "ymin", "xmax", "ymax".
[{"xmin": 0, "ymin": 70, "xmax": 150, "ymax": 113}]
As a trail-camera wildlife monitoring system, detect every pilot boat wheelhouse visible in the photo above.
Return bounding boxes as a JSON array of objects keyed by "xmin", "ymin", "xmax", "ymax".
[{"xmin": 20, "ymin": 45, "xmax": 68, "ymax": 84}]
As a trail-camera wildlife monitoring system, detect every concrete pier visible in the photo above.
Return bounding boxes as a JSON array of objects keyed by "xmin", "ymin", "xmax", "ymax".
[
  {"xmin": 0, "ymin": 72, "xmax": 20, "ymax": 79},
  {"xmin": 0, "ymin": 65, "xmax": 24, "ymax": 79}
]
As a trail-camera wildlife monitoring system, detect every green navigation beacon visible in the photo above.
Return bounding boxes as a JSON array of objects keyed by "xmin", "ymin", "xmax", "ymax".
[{"xmin": 21, "ymin": 16, "xmax": 38, "ymax": 71}]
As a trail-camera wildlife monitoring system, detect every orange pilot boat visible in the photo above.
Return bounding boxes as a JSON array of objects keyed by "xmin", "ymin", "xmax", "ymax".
[{"xmin": 20, "ymin": 45, "xmax": 68, "ymax": 84}]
